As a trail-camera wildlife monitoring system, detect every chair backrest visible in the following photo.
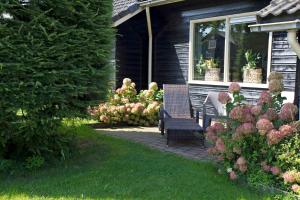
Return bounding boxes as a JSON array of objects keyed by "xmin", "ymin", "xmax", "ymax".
[
  {"xmin": 204, "ymin": 92, "xmax": 226, "ymax": 116},
  {"xmin": 163, "ymin": 84, "xmax": 192, "ymax": 119}
]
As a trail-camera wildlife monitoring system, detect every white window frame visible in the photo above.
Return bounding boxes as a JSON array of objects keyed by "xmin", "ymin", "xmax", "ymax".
[{"xmin": 188, "ymin": 12, "xmax": 272, "ymax": 88}]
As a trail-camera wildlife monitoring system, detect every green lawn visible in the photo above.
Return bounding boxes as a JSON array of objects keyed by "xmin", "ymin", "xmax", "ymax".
[{"xmin": 0, "ymin": 123, "xmax": 274, "ymax": 200}]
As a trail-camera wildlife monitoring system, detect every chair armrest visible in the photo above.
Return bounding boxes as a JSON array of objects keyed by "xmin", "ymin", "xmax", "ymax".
[{"xmin": 192, "ymin": 108, "xmax": 201, "ymax": 123}]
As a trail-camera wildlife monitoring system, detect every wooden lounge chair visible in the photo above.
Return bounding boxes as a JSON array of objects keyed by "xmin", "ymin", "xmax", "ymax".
[
  {"xmin": 203, "ymin": 92, "xmax": 227, "ymax": 131},
  {"xmin": 159, "ymin": 84, "xmax": 203, "ymax": 145}
]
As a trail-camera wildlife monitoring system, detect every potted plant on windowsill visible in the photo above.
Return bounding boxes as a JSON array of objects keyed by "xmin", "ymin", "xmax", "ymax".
[
  {"xmin": 195, "ymin": 56, "xmax": 220, "ymax": 81},
  {"xmin": 243, "ymin": 50, "xmax": 262, "ymax": 84},
  {"xmin": 204, "ymin": 58, "xmax": 220, "ymax": 81}
]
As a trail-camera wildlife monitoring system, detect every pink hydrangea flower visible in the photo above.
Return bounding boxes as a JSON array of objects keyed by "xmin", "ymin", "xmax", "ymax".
[
  {"xmin": 218, "ymin": 92, "xmax": 232, "ymax": 104},
  {"xmin": 239, "ymin": 164, "xmax": 248, "ymax": 173},
  {"xmin": 270, "ymin": 166, "xmax": 281, "ymax": 175},
  {"xmin": 282, "ymin": 171, "xmax": 297, "ymax": 183},
  {"xmin": 228, "ymin": 82, "xmax": 241, "ymax": 93},
  {"xmin": 212, "ymin": 122, "xmax": 226, "ymax": 133},
  {"xmin": 292, "ymin": 184, "xmax": 300, "ymax": 193},
  {"xmin": 205, "ymin": 131, "xmax": 218, "ymax": 143},
  {"xmin": 216, "ymin": 138, "xmax": 226, "ymax": 153},
  {"xmin": 229, "ymin": 171, "xmax": 238, "ymax": 180},
  {"xmin": 229, "ymin": 106, "xmax": 254, "ymax": 122},
  {"xmin": 236, "ymin": 123, "xmax": 256, "ymax": 136},
  {"xmin": 236, "ymin": 157, "xmax": 247, "ymax": 173},
  {"xmin": 279, "ymin": 103, "xmax": 298, "ymax": 122},
  {"xmin": 258, "ymin": 91, "xmax": 272, "ymax": 106},
  {"xmin": 229, "ymin": 106, "xmax": 244, "ymax": 121},
  {"xmin": 262, "ymin": 108, "xmax": 278, "ymax": 121},
  {"xmin": 251, "ymin": 105, "xmax": 262, "ymax": 116},
  {"xmin": 242, "ymin": 113, "xmax": 255, "ymax": 123},
  {"xmin": 232, "ymin": 132, "xmax": 243, "ymax": 141},
  {"xmin": 261, "ymin": 161, "xmax": 271, "ymax": 172},
  {"xmin": 279, "ymin": 125, "xmax": 294, "ymax": 138},
  {"xmin": 256, "ymin": 119, "xmax": 274, "ymax": 135},
  {"xmin": 268, "ymin": 79, "xmax": 284, "ymax": 94},
  {"xmin": 267, "ymin": 129, "xmax": 282, "ymax": 145},
  {"xmin": 236, "ymin": 156, "xmax": 247, "ymax": 165},
  {"xmin": 205, "ymin": 126, "xmax": 215, "ymax": 133}
]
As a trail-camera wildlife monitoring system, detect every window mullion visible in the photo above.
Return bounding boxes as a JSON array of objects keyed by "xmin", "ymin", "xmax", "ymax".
[{"xmin": 224, "ymin": 17, "xmax": 230, "ymax": 83}]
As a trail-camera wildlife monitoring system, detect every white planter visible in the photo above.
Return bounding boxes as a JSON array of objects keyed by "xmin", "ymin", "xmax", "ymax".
[
  {"xmin": 243, "ymin": 68, "xmax": 262, "ymax": 84},
  {"xmin": 205, "ymin": 68, "xmax": 220, "ymax": 81}
]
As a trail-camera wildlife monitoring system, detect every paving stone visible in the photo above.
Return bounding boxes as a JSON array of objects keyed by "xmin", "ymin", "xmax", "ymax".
[{"xmin": 96, "ymin": 127, "xmax": 214, "ymax": 161}]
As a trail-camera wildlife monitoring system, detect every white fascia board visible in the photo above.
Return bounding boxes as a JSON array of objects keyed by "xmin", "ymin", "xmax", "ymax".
[
  {"xmin": 249, "ymin": 20, "xmax": 300, "ymax": 32},
  {"xmin": 112, "ymin": 8, "xmax": 144, "ymax": 27},
  {"xmin": 139, "ymin": 0, "xmax": 184, "ymax": 7}
]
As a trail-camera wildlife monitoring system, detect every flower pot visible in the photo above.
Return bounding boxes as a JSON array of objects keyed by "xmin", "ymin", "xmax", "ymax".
[
  {"xmin": 205, "ymin": 68, "xmax": 220, "ymax": 81},
  {"xmin": 243, "ymin": 69, "xmax": 262, "ymax": 84}
]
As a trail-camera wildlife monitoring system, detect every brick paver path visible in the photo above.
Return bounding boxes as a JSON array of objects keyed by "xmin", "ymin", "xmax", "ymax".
[{"xmin": 96, "ymin": 127, "xmax": 213, "ymax": 161}]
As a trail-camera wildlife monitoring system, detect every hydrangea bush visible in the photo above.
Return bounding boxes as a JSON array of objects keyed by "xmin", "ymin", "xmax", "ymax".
[
  {"xmin": 206, "ymin": 72, "xmax": 300, "ymax": 194},
  {"xmin": 89, "ymin": 78, "xmax": 163, "ymax": 126}
]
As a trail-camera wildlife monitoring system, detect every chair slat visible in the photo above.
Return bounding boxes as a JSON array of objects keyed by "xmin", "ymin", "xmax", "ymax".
[{"xmin": 163, "ymin": 84, "xmax": 191, "ymax": 119}]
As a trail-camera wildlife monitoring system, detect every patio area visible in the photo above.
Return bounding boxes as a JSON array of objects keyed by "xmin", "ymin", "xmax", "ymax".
[{"xmin": 96, "ymin": 126, "xmax": 213, "ymax": 161}]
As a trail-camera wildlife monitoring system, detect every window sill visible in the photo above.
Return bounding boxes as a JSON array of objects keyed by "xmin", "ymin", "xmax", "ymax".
[{"xmin": 188, "ymin": 80, "xmax": 269, "ymax": 89}]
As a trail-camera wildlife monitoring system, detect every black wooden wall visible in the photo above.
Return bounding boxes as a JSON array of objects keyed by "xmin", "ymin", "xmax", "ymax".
[
  {"xmin": 115, "ymin": 0, "xmax": 298, "ymax": 116},
  {"xmin": 272, "ymin": 32, "xmax": 297, "ymax": 92},
  {"xmin": 115, "ymin": 12, "xmax": 148, "ymax": 91},
  {"xmin": 149, "ymin": 0, "xmax": 297, "ymax": 114}
]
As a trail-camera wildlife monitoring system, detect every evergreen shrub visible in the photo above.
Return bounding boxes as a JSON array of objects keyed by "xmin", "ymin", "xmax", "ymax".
[{"xmin": 0, "ymin": 0, "xmax": 114, "ymax": 166}]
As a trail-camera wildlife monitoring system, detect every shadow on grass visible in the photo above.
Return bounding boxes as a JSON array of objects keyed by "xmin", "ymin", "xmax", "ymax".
[{"xmin": 0, "ymin": 125, "xmax": 273, "ymax": 200}]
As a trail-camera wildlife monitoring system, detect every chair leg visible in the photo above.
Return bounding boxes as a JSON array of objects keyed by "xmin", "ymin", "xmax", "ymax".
[
  {"xmin": 160, "ymin": 121, "xmax": 165, "ymax": 135},
  {"xmin": 200, "ymin": 131, "xmax": 205, "ymax": 146}
]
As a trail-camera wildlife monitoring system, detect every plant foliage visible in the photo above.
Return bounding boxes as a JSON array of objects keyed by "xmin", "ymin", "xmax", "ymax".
[
  {"xmin": 0, "ymin": 0, "xmax": 114, "ymax": 165},
  {"xmin": 206, "ymin": 72, "xmax": 300, "ymax": 195}
]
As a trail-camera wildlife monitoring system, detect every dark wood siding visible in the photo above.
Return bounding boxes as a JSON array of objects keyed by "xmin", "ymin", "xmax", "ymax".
[
  {"xmin": 149, "ymin": 0, "xmax": 297, "ymax": 114},
  {"xmin": 271, "ymin": 32, "xmax": 297, "ymax": 92},
  {"xmin": 115, "ymin": 12, "xmax": 148, "ymax": 91}
]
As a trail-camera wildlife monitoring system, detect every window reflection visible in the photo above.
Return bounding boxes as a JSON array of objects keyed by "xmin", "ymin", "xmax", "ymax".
[{"xmin": 193, "ymin": 20, "xmax": 226, "ymax": 81}]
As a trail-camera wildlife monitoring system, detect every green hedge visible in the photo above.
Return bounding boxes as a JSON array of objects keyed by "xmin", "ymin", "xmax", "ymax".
[{"xmin": 0, "ymin": 0, "xmax": 114, "ymax": 165}]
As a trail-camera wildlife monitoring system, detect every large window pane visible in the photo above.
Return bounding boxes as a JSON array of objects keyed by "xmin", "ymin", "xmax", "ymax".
[
  {"xmin": 193, "ymin": 20, "xmax": 226, "ymax": 81},
  {"xmin": 229, "ymin": 21, "xmax": 269, "ymax": 83}
]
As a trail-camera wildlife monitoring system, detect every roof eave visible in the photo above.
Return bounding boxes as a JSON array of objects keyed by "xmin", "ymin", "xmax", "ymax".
[
  {"xmin": 249, "ymin": 19, "xmax": 300, "ymax": 32},
  {"xmin": 138, "ymin": 0, "xmax": 184, "ymax": 7}
]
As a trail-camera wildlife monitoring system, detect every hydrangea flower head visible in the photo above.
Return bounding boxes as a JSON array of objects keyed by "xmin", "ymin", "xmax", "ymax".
[
  {"xmin": 292, "ymin": 184, "xmax": 300, "ymax": 194},
  {"xmin": 261, "ymin": 161, "xmax": 271, "ymax": 172},
  {"xmin": 258, "ymin": 91, "xmax": 272, "ymax": 106},
  {"xmin": 218, "ymin": 92, "xmax": 232, "ymax": 104},
  {"xmin": 229, "ymin": 171, "xmax": 238, "ymax": 180},
  {"xmin": 270, "ymin": 166, "xmax": 281, "ymax": 175},
  {"xmin": 149, "ymin": 82, "xmax": 158, "ymax": 91},
  {"xmin": 251, "ymin": 105, "xmax": 262, "ymax": 116},
  {"xmin": 228, "ymin": 82, "xmax": 241, "ymax": 93},
  {"xmin": 256, "ymin": 119, "xmax": 274, "ymax": 135},
  {"xmin": 269, "ymin": 79, "xmax": 284, "ymax": 94},
  {"xmin": 123, "ymin": 78, "xmax": 132, "ymax": 86},
  {"xmin": 282, "ymin": 171, "xmax": 297, "ymax": 183},
  {"xmin": 279, "ymin": 103, "xmax": 298, "ymax": 122},
  {"xmin": 216, "ymin": 138, "xmax": 226, "ymax": 153},
  {"xmin": 268, "ymin": 71, "xmax": 283, "ymax": 82},
  {"xmin": 279, "ymin": 124, "xmax": 294, "ymax": 137},
  {"xmin": 267, "ymin": 129, "xmax": 282, "ymax": 145}
]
